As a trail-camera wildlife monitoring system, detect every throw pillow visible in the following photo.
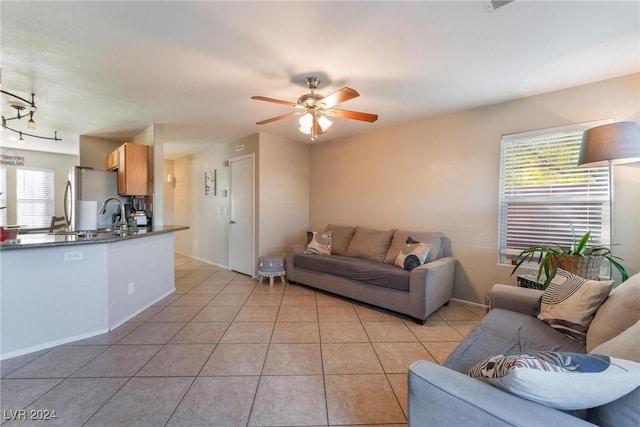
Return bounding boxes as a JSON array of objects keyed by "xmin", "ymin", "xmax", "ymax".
[
  {"xmin": 345, "ymin": 227, "xmax": 394, "ymax": 263},
  {"xmin": 384, "ymin": 230, "xmax": 443, "ymax": 264},
  {"xmin": 586, "ymin": 272, "xmax": 640, "ymax": 352},
  {"xmin": 305, "ymin": 231, "xmax": 332, "ymax": 255},
  {"xmin": 394, "ymin": 237, "xmax": 431, "ymax": 271},
  {"xmin": 467, "ymin": 352, "xmax": 640, "ymax": 410},
  {"xmin": 537, "ymin": 269, "xmax": 613, "ymax": 343},
  {"xmin": 324, "ymin": 224, "xmax": 356, "ymax": 256},
  {"xmin": 590, "ymin": 319, "xmax": 640, "ymax": 363}
]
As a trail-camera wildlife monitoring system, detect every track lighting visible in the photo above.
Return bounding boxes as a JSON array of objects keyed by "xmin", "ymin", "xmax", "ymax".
[
  {"xmin": 0, "ymin": 90, "xmax": 61, "ymax": 142},
  {"xmin": 27, "ymin": 112, "xmax": 36, "ymax": 129}
]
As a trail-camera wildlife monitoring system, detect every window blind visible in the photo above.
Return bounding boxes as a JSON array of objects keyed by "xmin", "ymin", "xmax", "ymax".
[
  {"xmin": 498, "ymin": 128, "xmax": 610, "ymax": 265},
  {"xmin": 16, "ymin": 167, "xmax": 55, "ymax": 228}
]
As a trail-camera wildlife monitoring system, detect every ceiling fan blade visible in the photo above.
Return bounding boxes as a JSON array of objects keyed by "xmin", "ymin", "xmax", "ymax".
[
  {"xmin": 256, "ymin": 112, "xmax": 298, "ymax": 125},
  {"xmin": 326, "ymin": 109, "xmax": 378, "ymax": 122},
  {"xmin": 320, "ymin": 87, "xmax": 359, "ymax": 108},
  {"xmin": 251, "ymin": 96, "xmax": 299, "ymax": 108}
]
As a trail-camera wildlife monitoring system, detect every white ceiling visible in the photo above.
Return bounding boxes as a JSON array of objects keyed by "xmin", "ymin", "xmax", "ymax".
[{"xmin": 1, "ymin": 1, "xmax": 638, "ymax": 158}]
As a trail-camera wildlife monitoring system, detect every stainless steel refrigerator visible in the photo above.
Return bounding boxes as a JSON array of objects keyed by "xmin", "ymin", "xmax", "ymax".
[{"xmin": 64, "ymin": 166, "xmax": 122, "ymax": 230}]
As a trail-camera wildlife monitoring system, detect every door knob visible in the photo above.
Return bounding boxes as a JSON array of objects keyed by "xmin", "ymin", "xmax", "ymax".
[{"xmin": 230, "ymin": 220, "xmax": 236, "ymax": 224}]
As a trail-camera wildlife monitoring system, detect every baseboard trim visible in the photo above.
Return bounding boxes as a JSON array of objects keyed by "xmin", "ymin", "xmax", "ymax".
[
  {"xmin": 175, "ymin": 251, "xmax": 229, "ymax": 270},
  {"xmin": 450, "ymin": 297, "xmax": 487, "ymax": 310},
  {"xmin": 0, "ymin": 328, "xmax": 109, "ymax": 361}
]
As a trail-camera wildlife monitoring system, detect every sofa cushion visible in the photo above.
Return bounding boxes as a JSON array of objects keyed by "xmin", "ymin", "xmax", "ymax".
[
  {"xmin": 590, "ymin": 319, "xmax": 640, "ymax": 363},
  {"xmin": 345, "ymin": 227, "xmax": 394, "ymax": 263},
  {"xmin": 324, "ymin": 224, "xmax": 355, "ymax": 256},
  {"xmin": 293, "ymin": 253, "xmax": 410, "ymax": 292},
  {"xmin": 467, "ymin": 352, "xmax": 640, "ymax": 410},
  {"xmin": 587, "ymin": 386, "xmax": 640, "ymax": 427},
  {"xmin": 587, "ymin": 273, "xmax": 640, "ymax": 352},
  {"xmin": 538, "ymin": 269, "xmax": 613, "ymax": 343},
  {"xmin": 394, "ymin": 237, "xmax": 431, "ymax": 271},
  {"xmin": 443, "ymin": 308, "xmax": 585, "ymax": 373},
  {"xmin": 305, "ymin": 231, "xmax": 332, "ymax": 255},
  {"xmin": 384, "ymin": 230, "xmax": 443, "ymax": 264}
]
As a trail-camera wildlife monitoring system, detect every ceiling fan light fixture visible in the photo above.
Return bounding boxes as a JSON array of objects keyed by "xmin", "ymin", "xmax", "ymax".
[
  {"xmin": 252, "ymin": 76, "xmax": 376, "ymax": 141},
  {"xmin": 318, "ymin": 115, "xmax": 332, "ymax": 132},
  {"xmin": 299, "ymin": 112, "xmax": 313, "ymax": 134},
  {"xmin": 298, "ymin": 125, "xmax": 311, "ymax": 135}
]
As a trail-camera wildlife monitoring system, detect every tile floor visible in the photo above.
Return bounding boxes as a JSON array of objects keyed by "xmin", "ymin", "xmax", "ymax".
[{"xmin": 0, "ymin": 254, "xmax": 485, "ymax": 426}]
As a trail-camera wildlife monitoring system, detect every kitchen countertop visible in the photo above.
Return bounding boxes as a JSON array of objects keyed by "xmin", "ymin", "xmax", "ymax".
[{"xmin": 0, "ymin": 225, "xmax": 189, "ymax": 250}]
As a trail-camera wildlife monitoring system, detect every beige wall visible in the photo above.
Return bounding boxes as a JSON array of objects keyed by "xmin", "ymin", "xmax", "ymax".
[
  {"xmin": 309, "ymin": 73, "xmax": 640, "ymax": 304},
  {"xmin": 173, "ymin": 156, "xmax": 192, "ymax": 254},
  {"xmin": 173, "ymin": 132, "xmax": 310, "ymax": 273},
  {"xmin": 258, "ymin": 133, "xmax": 310, "ymax": 257},
  {"xmin": 78, "ymin": 136, "xmax": 121, "ymax": 170},
  {"xmin": 163, "ymin": 159, "xmax": 175, "ymax": 225},
  {"xmin": 174, "ymin": 134, "xmax": 260, "ymax": 267}
]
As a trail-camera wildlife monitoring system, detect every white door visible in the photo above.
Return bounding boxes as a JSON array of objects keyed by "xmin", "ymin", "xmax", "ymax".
[{"xmin": 228, "ymin": 155, "xmax": 255, "ymax": 276}]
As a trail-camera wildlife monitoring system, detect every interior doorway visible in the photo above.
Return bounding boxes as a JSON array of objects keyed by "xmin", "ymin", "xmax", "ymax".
[{"xmin": 228, "ymin": 154, "xmax": 255, "ymax": 276}]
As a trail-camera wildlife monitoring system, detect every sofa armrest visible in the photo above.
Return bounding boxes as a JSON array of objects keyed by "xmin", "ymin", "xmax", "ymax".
[
  {"xmin": 408, "ymin": 360, "xmax": 595, "ymax": 427},
  {"xmin": 285, "ymin": 244, "xmax": 306, "ymax": 281},
  {"xmin": 490, "ymin": 284, "xmax": 543, "ymax": 317},
  {"xmin": 409, "ymin": 256, "xmax": 456, "ymax": 320}
]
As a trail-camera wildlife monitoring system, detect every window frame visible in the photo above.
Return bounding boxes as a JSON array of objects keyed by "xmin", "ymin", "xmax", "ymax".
[
  {"xmin": 16, "ymin": 166, "xmax": 55, "ymax": 229},
  {"xmin": 497, "ymin": 119, "xmax": 613, "ymax": 269}
]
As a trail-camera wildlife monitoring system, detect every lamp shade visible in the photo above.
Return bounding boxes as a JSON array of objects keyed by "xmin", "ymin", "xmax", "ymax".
[{"xmin": 578, "ymin": 121, "xmax": 640, "ymax": 168}]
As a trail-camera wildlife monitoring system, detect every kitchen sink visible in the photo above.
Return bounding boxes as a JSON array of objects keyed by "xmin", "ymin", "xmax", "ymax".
[{"xmin": 49, "ymin": 227, "xmax": 124, "ymax": 238}]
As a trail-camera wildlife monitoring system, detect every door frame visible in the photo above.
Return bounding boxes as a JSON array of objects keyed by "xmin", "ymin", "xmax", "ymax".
[{"xmin": 228, "ymin": 153, "xmax": 256, "ymax": 277}]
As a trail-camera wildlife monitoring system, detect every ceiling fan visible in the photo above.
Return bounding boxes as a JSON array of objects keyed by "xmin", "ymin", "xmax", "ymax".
[{"xmin": 251, "ymin": 77, "xmax": 378, "ymax": 141}]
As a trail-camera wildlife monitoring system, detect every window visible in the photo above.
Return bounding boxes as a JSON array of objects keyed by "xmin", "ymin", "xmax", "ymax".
[
  {"xmin": 16, "ymin": 167, "xmax": 55, "ymax": 228},
  {"xmin": 0, "ymin": 167, "xmax": 6, "ymax": 226},
  {"xmin": 498, "ymin": 122, "xmax": 611, "ymax": 266}
]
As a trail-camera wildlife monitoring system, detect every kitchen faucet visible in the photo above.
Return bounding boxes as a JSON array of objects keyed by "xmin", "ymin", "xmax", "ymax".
[{"xmin": 98, "ymin": 197, "xmax": 127, "ymax": 231}]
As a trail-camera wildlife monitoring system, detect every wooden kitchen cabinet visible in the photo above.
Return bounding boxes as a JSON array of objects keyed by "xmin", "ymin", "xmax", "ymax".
[
  {"xmin": 106, "ymin": 150, "xmax": 118, "ymax": 171},
  {"xmin": 106, "ymin": 142, "xmax": 149, "ymax": 196}
]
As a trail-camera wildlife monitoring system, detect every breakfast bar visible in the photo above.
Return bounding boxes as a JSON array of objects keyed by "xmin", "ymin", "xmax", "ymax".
[{"xmin": 0, "ymin": 225, "xmax": 188, "ymax": 359}]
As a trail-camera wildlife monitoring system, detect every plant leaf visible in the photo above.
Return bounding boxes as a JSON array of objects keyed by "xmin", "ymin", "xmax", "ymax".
[
  {"xmin": 607, "ymin": 256, "xmax": 629, "ymax": 282},
  {"xmin": 574, "ymin": 230, "xmax": 591, "ymax": 255}
]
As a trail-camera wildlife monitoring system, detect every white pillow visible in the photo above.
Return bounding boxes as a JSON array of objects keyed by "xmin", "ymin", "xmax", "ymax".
[
  {"xmin": 537, "ymin": 269, "xmax": 613, "ymax": 343},
  {"xmin": 394, "ymin": 237, "xmax": 431, "ymax": 271},
  {"xmin": 467, "ymin": 352, "xmax": 640, "ymax": 410}
]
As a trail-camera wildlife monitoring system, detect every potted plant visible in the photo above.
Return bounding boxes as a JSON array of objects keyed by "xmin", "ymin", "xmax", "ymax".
[{"xmin": 510, "ymin": 227, "xmax": 628, "ymax": 289}]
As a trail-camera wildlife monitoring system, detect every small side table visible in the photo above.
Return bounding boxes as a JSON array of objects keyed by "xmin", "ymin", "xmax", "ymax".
[
  {"xmin": 517, "ymin": 273, "xmax": 546, "ymax": 290},
  {"xmin": 257, "ymin": 256, "xmax": 286, "ymax": 286}
]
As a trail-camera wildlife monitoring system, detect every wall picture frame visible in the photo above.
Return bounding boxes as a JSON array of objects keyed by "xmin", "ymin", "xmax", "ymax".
[{"xmin": 204, "ymin": 169, "xmax": 216, "ymax": 196}]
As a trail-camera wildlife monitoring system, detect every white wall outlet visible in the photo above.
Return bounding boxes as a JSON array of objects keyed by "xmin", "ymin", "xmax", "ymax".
[
  {"xmin": 195, "ymin": 241, "xmax": 199, "ymax": 249},
  {"xmin": 128, "ymin": 281, "xmax": 135, "ymax": 295},
  {"xmin": 64, "ymin": 251, "xmax": 82, "ymax": 261}
]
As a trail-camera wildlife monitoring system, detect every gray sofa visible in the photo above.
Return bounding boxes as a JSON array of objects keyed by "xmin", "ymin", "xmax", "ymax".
[
  {"xmin": 408, "ymin": 273, "xmax": 640, "ymax": 427},
  {"xmin": 285, "ymin": 225, "xmax": 456, "ymax": 323}
]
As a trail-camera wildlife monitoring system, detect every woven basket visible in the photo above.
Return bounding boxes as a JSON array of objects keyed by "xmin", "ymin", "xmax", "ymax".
[{"xmin": 550, "ymin": 254, "xmax": 603, "ymax": 280}]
